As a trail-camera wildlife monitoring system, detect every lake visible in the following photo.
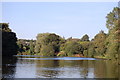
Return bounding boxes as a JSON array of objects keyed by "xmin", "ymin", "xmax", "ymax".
[{"xmin": 2, "ymin": 55, "xmax": 119, "ymax": 78}]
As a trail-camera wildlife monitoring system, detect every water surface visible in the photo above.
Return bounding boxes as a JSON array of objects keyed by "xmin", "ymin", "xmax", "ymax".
[{"xmin": 2, "ymin": 55, "xmax": 119, "ymax": 78}]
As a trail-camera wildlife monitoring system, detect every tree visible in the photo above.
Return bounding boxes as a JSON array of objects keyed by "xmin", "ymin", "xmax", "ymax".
[
  {"xmin": 17, "ymin": 39, "xmax": 36, "ymax": 55},
  {"xmin": 29, "ymin": 40, "xmax": 34, "ymax": 55},
  {"xmin": 105, "ymin": 27, "xmax": 119, "ymax": 59},
  {"xmin": 34, "ymin": 44, "xmax": 41, "ymax": 53},
  {"xmin": 106, "ymin": 7, "xmax": 120, "ymax": 30},
  {"xmin": 0, "ymin": 23, "xmax": 11, "ymax": 32},
  {"xmin": 1, "ymin": 23, "xmax": 18, "ymax": 56},
  {"xmin": 35, "ymin": 33, "xmax": 62, "ymax": 56},
  {"xmin": 35, "ymin": 33, "xmax": 50, "ymax": 53},
  {"xmin": 81, "ymin": 34, "xmax": 89, "ymax": 41},
  {"xmin": 105, "ymin": 7, "xmax": 120, "ymax": 60},
  {"xmin": 93, "ymin": 31, "xmax": 107, "ymax": 57},
  {"xmin": 17, "ymin": 42, "xmax": 24, "ymax": 53},
  {"xmin": 87, "ymin": 42, "xmax": 95, "ymax": 58},
  {"xmin": 64, "ymin": 41, "xmax": 83, "ymax": 56},
  {"xmin": 79, "ymin": 41, "xmax": 90, "ymax": 57},
  {"xmin": 40, "ymin": 45, "xmax": 55, "ymax": 56}
]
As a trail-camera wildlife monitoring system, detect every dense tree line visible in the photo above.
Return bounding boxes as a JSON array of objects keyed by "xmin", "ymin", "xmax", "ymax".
[
  {"xmin": 1, "ymin": 7, "xmax": 119, "ymax": 60},
  {"xmin": 33, "ymin": 7, "xmax": 120, "ymax": 60}
]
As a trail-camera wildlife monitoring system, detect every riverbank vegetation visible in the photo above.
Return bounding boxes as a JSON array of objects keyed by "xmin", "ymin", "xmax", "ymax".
[{"xmin": 1, "ymin": 7, "xmax": 120, "ymax": 60}]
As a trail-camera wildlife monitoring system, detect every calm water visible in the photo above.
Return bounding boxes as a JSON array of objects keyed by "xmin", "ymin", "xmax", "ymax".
[{"xmin": 2, "ymin": 55, "xmax": 119, "ymax": 78}]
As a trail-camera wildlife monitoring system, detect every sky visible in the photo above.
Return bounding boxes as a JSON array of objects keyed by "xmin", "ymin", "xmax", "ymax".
[
  {"xmin": 2, "ymin": 2, "xmax": 118, "ymax": 40},
  {"xmin": 1, "ymin": 0, "xmax": 120, "ymax": 2}
]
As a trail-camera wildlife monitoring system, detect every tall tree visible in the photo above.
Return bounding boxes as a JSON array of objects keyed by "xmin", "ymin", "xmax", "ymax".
[
  {"xmin": 105, "ymin": 7, "xmax": 120, "ymax": 59},
  {"xmin": 106, "ymin": 7, "xmax": 120, "ymax": 30}
]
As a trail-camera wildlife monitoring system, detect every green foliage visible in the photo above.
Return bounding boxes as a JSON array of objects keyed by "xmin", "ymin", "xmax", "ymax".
[
  {"xmin": 79, "ymin": 41, "xmax": 89, "ymax": 50},
  {"xmin": 106, "ymin": 7, "xmax": 120, "ymax": 30},
  {"xmin": 83, "ymin": 50, "xmax": 88, "ymax": 57},
  {"xmin": 40, "ymin": 45, "xmax": 55, "ymax": 56},
  {"xmin": 64, "ymin": 41, "xmax": 83, "ymax": 56},
  {"xmin": 60, "ymin": 43, "xmax": 65, "ymax": 51},
  {"xmin": 2, "ymin": 7, "xmax": 119, "ymax": 60},
  {"xmin": 118, "ymin": 44, "xmax": 120, "ymax": 64},
  {"xmin": 34, "ymin": 44, "xmax": 41, "ymax": 53},
  {"xmin": 1, "ymin": 23, "xmax": 18, "ymax": 56},
  {"xmin": 106, "ymin": 41, "xmax": 119, "ymax": 59},
  {"xmin": 17, "ymin": 43, "xmax": 24, "ymax": 53},
  {"xmin": 29, "ymin": 40, "xmax": 34, "ymax": 55},
  {"xmin": 17, "ymin": 39, "xmax": 36, "ymax": 55},
  {"xmin": 79, "ymin": 41, "xmax": 89, "ymax": 57},
  {"xmin": 0, "ymin": 23, "xmax": 12, "ymax": 32},
  {"xmin": 105, "ymin": 7, "xmax": 120, "ymax": 60},
  {"xmin": 105, "ymin": 28, "xmax": 119, "ymax": 59},
  {"xmin": 87, "ymin": 42, "xmax": 95, "ymax": 58},
  {"xmin": 81, "ymin": 34, "xmax": 89, "ymax": 41},
  {"xmin": 57, "ymin": 51, "xmax": 67, "ymax": 57},
  {"xmin": 35, "ymin": 33, "xmax": 63, "ymax": 56},
  {"xmin": 44, "ymin": 34, "xmax": 60, "ymax": 45},
  {"xmin": 93, "ymin": 31, "xmax": 107, "ymax": 57}
]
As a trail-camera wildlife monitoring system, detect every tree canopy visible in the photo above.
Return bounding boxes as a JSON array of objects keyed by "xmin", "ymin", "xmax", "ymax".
[
  {"xmin": 35, "ymin": 33, "xmax": 63, "ymax": 56},
  {"xmin": 106, "ymin": 7, "xmax": 120, "ymax": 30},
  {"xmin": 105, "ymin": 7, "xmax": 120, "ymax": 60},
  {"xmin": 81, "ymin": 34, "xmax": 89, "ymax": 41},
  {"xmin": 64, "ymin": 41, "xmax": 83, "ymax": 56},
  {"xmin": 1, "ymin": 23, "xmax": 18, "ymax": 56}
]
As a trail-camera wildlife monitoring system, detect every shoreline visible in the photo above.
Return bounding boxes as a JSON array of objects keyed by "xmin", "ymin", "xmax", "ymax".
[{"xmin": 14, "ymin": 54, "xmax": 110, "ymax": 60}]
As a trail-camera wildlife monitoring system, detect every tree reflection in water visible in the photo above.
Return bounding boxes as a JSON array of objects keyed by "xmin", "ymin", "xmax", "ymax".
[
  {"xmin": 2, "ymin": 56, "xmax": 119, "ymax": 78},
  {"xmin": 2, "ymin": 56, "xmax": 17, "ymax": 78}
]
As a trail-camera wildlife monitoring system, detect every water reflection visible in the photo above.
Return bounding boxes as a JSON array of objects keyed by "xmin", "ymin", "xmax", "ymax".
[
  {"xmin": 2, "ymin": 56, "xmax": 17, "ymax": 78},
  {"xmin": 15, "ymin": 58, "xmax": 36, "ymax": 78},
  {"xmin": 35, "ymin": 60, "xmax": 59, "ymax": 78},
  {"xmin": 2, "ymin": 56, "xmax": 119, "ymax": 78},
  {"xmin": 94, "ymin": 60, "xmax": 118, "ymax": 78}
]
